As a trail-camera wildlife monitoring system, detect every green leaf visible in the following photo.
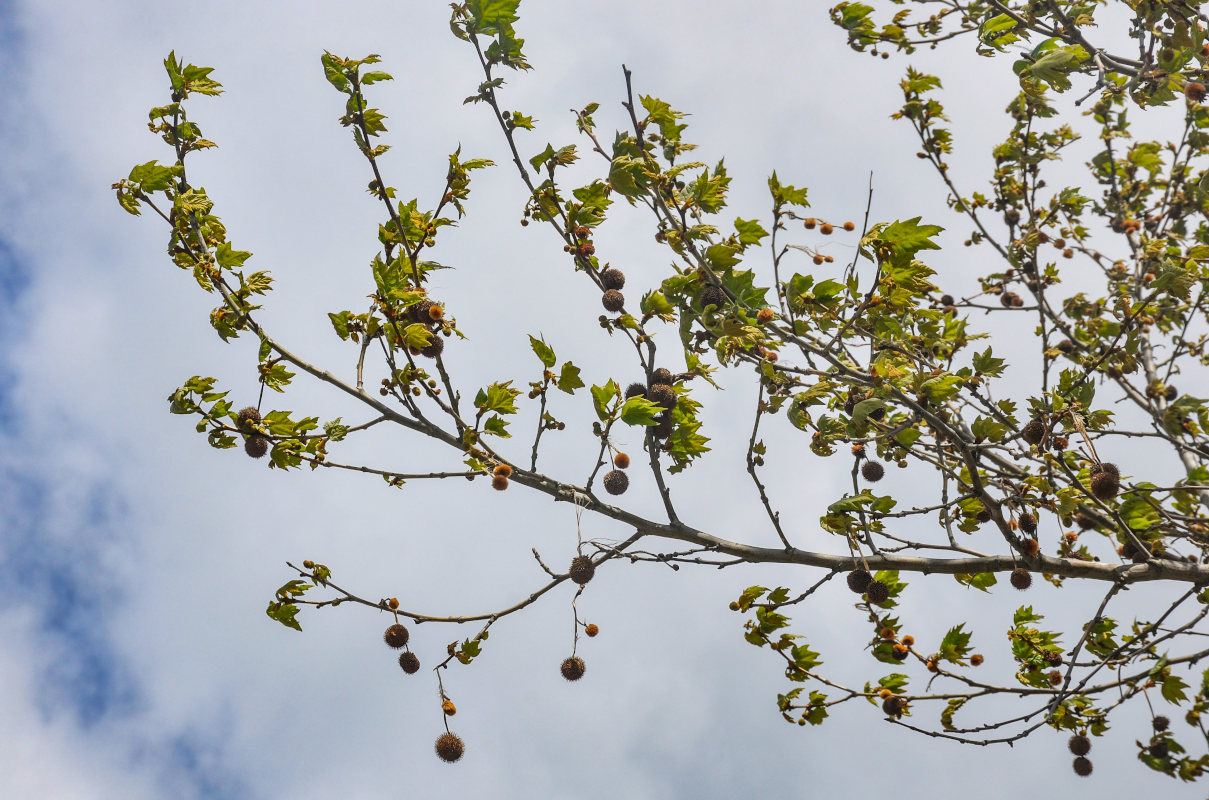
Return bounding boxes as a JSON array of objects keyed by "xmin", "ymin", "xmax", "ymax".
[
  {"xmin": 529, "ymin": 335, "xmax": 556, "ymax": 368},
  {"xmin": 590, "ymin": 380, "xmax": 618, "ymax": 421},
  {"xmin": 127, "ymin": 160, "xmax": 181, "ymax": 192},
  {"xmin": 881, "ymin": 217, "xmax": 943, "ymax": 258},
  {"xmin": 266, "ymin": 601, "xmax": 302, "ymax": 631},
  {"xmin": 954, "ymin": 572, "xmax": 997, "ymax": 592},
  {"xmin": 262, "ymin": 363, "xmax": 295, "ymax": 392},
  {"xmin": 1162, "ymin": 674, "xmax": 1190, "ymax": 704},
  {"xmin": 619, "ymin": 397, "xmax": 663, "ymax": 426},
  {"xmin": 474, "ymin": 381, "xmax": 521, "ymax": 415},
  {"xmin": 734, "ymin": 217, "xmax": 769, "ymax": 247},
  {"xmin": 323, "ymin": 418, "xmax": 349, "ymax": 442},
  {"xmin": 556, "ymin": 362, "xmax": 584, "ymax": 394},
  {"xmin": 938, "ymin": 624, "xmax": 972, "ymax": 664},
  {"xmin": 483, "ymin": 414, "xmax": 511, "ymax": 437},
  {"xmin": 215, "ymin": 242, "xmax": 252, "ymax": 270},
  {"xmin": 972, "ymin": 347, "xmax": 1006, "ymax": 377}
]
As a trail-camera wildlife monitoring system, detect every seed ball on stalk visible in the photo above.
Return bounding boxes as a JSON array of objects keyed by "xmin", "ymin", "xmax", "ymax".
[
  {"xmin": 866, "ymin": 580, "xmax": 890, "ymax": 604},
  {"xmin": 384, "ymin": 623, "xmax": 410, "ymax": 649},
  {"xmin": 600, "ymin": 268, "xmax": 625, "ymax": 290},
  {"xmin": 237, "ymin": 406, "xmax": 262, "ymax": 430},
  {"xmin": 1153, "ymin": 716, "xmax": 1170, "ymax": 732},
  {"xmin": 625, "ymin": 382, "xmax": 647, "ymax": 400},
  {"xmin": 568, "ymin": 555, "xmax": 596, "ymax": 585},
  {"xmin": 560, "ymin": 656, "xmax": 586, "ymax": 681},
  {"xmin": 1089, "ymin": 463, "xmax": 1120, "ymax": 500},
  {"xmin": 882, "ymin": 695, "xmax": 904, "ymax": 717},
  {"xmin": 419, "ymin": 334, "xmax": 445, "ymax": 359},
  {"xmin": 435, "ymin": 732, "xmax": 464, "ymax": 763},
  {"xmin": 1010, "ymin": 567, "xmax": 1032, "ymax": 590},
  {"xmin": 861, "ymin": 461, "xmax": 885, "ymax": 482},
  {"xmin": 613, "ymin": 452, "xmax": 631, "ymax": 469},
  {"xmin": 1186, "ymin": 81, "xmax": 1207, "ymax": 102},
  {"xmin": 1069, "ymin": 734, "xmax": 1091, "ymax": 756},
  {"xmin": 601, "ymin": 289, "xmax": 625, "ymax": 313},
  {"xmin": 652, "ymin": 414, "xmax": 674, "ymax": 440},
  {"xmin": 647, "ymin": 383, "xmax": 677, "ymax": 410},
  {"xmin": 1072, "ymin": 757, "xmax": 1093, "ymax": 777},
  {"xmin": 602, "ymin": 469, "xmax": 629, "ymax": 496},
  {"xmin": 846, "ymin": 569, "xmax": 872, "ymax": 594},
  {"xmin": 1021, "ymin": 419, "xmax": 1046, "ymax": 445},
  {"xmin": 699, "ymin": 284, "xmax": 727, "ymax": 310},
  {"xmin": 649, "ymin": 368, "xmax": 674, "ymax": 387},
  {"xmin": 245, "ymin": 434, "xmax": 269, "ymax": 459},
  {"xmin": 398, "ymin": 652, "xmax": 420, "ymax": 674},
  {"xmin": 1018, "ymin": 538, "xmax": 1040, "ymax": 558},
  {"xmin": 1018, "ymin": 512, "xmax": 1037, "ymax": 534}
]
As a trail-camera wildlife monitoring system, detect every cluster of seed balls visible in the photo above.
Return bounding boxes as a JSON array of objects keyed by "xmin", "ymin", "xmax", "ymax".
[
  {"xmin": 625, "ymin": 367, "xmax": 679, "ymax": 443},
  {"xmin": 403, "ymin": 297, "xmax": 449, "ymax": 359},
  {"xmin": 598, "ymin": 263, "xmax": 627, "ymax": 314},
  {"xmin": 237, "ymin": 406, "xmax": 268, "ymax": 459}
]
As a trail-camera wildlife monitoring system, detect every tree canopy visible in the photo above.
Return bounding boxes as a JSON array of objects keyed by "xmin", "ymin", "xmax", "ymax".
[{"xmin": 117, "ymin": 0, "xmax": 1209, "ymax": 782}]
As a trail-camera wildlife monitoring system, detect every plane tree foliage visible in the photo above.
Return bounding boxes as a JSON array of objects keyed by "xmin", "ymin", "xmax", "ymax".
[{"xmin": 117, "ymin": 0, "xmax": 1209, "ymax": 779}]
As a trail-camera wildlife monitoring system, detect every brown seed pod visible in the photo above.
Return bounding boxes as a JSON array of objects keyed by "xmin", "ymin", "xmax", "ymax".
[
  {"xmin": 600, "ymin": 268, "xmax": 626, "ymax": 290},
  {"xmin": 861, "ymin": 461, "xmax": 885, "ymax": 482},
  {"xmin": 1021, "ymin": 419, "xmax": 1045, "ymax": 445},
  {"xmin": 625, "ymin": 382, "xmax": 647, "ymax": 400},
  {"xmin": 652, "ymin": 414, "xmax": 675, "ymax": 440},
  {"xmin": 602, "ymin": 469, "xmax": 629, "ymax": 495},
  {"xmin": 1075, "ymin": 512, "xmax": 1097, "ymax": 530},
  {"xmin": 699, "ymin": 284, "xmax": 727, "ymax": 310},
  {"xmin": 491, "ymin": 474, "xmax": 509, "ymax": 491},
  {"xmin": 601, "ymin": 289, "xmax": 625, "ymax": 313},
  {"xmin": 940, "ymin": 294, "xmax": 955, "ymax": 307},
  {"xmin": 1010, "ymin": 567, "xmax": 1032, "ymax": 590},
  {"xmin": 493, "ymin": 464, "xmax": 513, "ymax": 478},
  {"xmin": 442, "ymin": 699, "xmax": 457, "ymax": 716},
  {"xmin": 647, "ymin": 383, "xmax": 677, "ymax": 410},
  {"xmin": 1072, "ymin": 757, "xmax": 1093, "ymax": 777},
  {"xmin": 1148, "ymin": 739, "xmax": 1169, "ymax": 759},
  {"xmin": 881, "ymin": 695, "xmax": 904, "ymax": 717},
  {"xmin": 435, "ymin": 732, "xmax": 464, "ymax": 763},
  {"xmin": 866, "ymin": 580, "xmax": 890, "ymax": 604},
  {"xmin": 560, "ymin": 656, "xmax": 586, "ymax": 681},
  {"xmin": 969, "ymin": 653, "xmax": 984, "ymax": 666},
  {"xmin": 613, "ymin": 452, "xmax": 631, "ymax": 469},
  {"xmin": 891, "ymin": 644, "xmax": 909, "ymax": 660},
  {"xmin": 1153, "ymin": 716, "xmax": 1170, "ymax": 732},
  {"xmin": 649, "ymin": 368, "xmax": 674, "ymax": 386},
  {"xmin": 1186, "ymin": 81, "xmax": 1207, "ymax": 102},
  {"xmin": 245, "ymin": 434, "xmax": 269, "ymax": 459},
  {"xmin": 384, "ymin": 623, "xmax": 410, "ymax": 649},
  {"xmin": 398, "ymin": 651, "xmax": 420, "ymax": 674},
  {"xmin": 568, "ymin": 555, "xmax": 596, "ymax": 585},
  {"xmin": 1019, "ymin": 538, "xmax": 1040, "ymax": 558},
  {"xmin": 585, "ymin": 623, "xmax": 599, "ymax": 637},
  {"xmin": 1089, "ymin": 469, "xmax": 1120, "ymax": 501},
  {"xmin": 1069, "ymin": 734, "xmax": 1091, "ymax": 756},
  {"xmin": 419, "ymin": 334, "xmax": 445, "ymax": 359},
  {"xmin": 1018, "ymin": 512, "xmax": 1037, "ymax": 534},
  {"xmin": 237, "ymin": 406, "xmax": 262, "ymax": 430},
  {"xmin": 846, "ymin": 569, "xmax": 872, "ymax": 594},
  {"xmin": 756, "ymin": 308, "xmax": 776, "ymax": 323}
]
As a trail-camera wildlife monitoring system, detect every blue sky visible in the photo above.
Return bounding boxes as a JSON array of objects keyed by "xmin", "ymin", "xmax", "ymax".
[{"xmin": 0, "ymin": 1, "xmax": 1203, "ymax": 798}]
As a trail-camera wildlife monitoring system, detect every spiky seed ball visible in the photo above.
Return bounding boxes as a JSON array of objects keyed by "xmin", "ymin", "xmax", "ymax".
[
  {"xmin": 1047, "ymin": 670, "xmax": 1063, "ymax": 686},
  {"xmin": 1075, "ymin": 512, "xmax": 1097, "ymax": 530},
  {"xmin": 1149, "ymin": 740, "xmax": 1169, "ymax": 759},
  {"xmin": 600, "ymin": 268, "xmax": 626, "ymax": 290},
  {"xmin": 601, "ymin": 289, "xmax": 625, "ymax": 313},
  {"xmin": 560, "ymin": 656, "xmax": 586, "ymax": 681},
  {"xmin": 756, "ymin": 308, "xmax": 776, "ymax": 323},
  {"xmin": 891, "ymin": 644, "xmax": 909, "ymax": 660},
  {"xmin": 569, "ymin": 555, "xmax": 596, "ymax": 585},
  {"xmin": 384, "ymin": 623, "xmax": 410, "ymax": 649},
  {"xmin": 603, "ymin": 469, "xmax": 629, "ymax": 496},
  {"xmin": 970, "ymin": 653, "xmax": 984, "ymax": 666},
  {"xmin": 237, "ymin": 406, "xmax": 262, "ymax": 430},
  {"xmin": 410, "ymin": 299, "xmax": 435, "ymax": 324},
  {"xmin": 1010, "ymin": 567, "xmax": 1032, "ymax": 590},
  {"xmin": 427, "ymin": 303, "xmax": 445, "ymax": 322},
  {"xmin": 699, "ymin": 285, "xmax": 727, "ymax": 310},
  {"xmin": 1186, "ymin": 81, "xmax": 1207, "ymax": 102},
  {"xmin": 861, "ymin": 461, "xmax": 885, "ymax": 482},
  {"xmin": 1057, "ymin": 339, "xmax": 1075, "ymax": 353},
  {"xmin": 1022, "ymin": 419, "xmax": 1045, "ymax": 445},
  {"xmin": 1018, "ymin": 512, "xmax": 1037, "ymax": 534},
  {"xmin": 387, "ymin": 597, "xmax": 400, "ymax": 610},
  {"xmin": 975, "ymin": 508, "xmax": 992, "ymax": 524},
  {"xmin": 435, "ymin": 732, "xmax": 464, "ymax": 763},
  {"xmin": 420, "ymin": 334, "xmax": 445, "ymax": 359},
  {"xmin": 866, "ymin": 580, "xmax": 890, "ymax": 604},
  {"xmin": 1153, "ymin": 716, "xmax": 1170, "ymax": 732},
  {"xmin": 652, "ymin": 414, "xmax": 674, "ymax": 440},
  {"xmin": 1090, "ymin": 462, "xmax": 1120, "ymax": 479},
  {"xmin": 625, "ymin": 382, "xmax": 647, "ymax": 400},
  {"xmin": 493, "ymin": 464, "xmax": 513, "ymax": 478},
  {"xmin": 649, "ymin": 368, "xmax": 674, "ymax": 386},
  {"xmin": 846, "ymin": 569, "xmax": 872, "ymax": 594},
  {"xmin": 491, "ymin": 474, "xmax": 509, "ymax": 491},
  {"xmin": 1069, "ymin": 734, "xmax": 1091, "ymax": 756},
  {"xmin": 613, "ymin": 452, "xmax": 631, "ymax": 469},
  {"xmin": 245, "ymin": 434, "xmax": 269, "ymax": 459},
  {"xmin": 940, "ymin": 294, "xmax": 955, "ymax": 307},
  {"xmin": 398, "ymin": 651, "xmax": 420, "ymax": 674},
  {"xmin": 585, "ymin": 624, "xmax": 599, "ymax": 637},
  {"xmin": 1090, "ymin": 470, "xmax": 1120, "ymax": 501},
  {"xmin": 1072, "ymin": 757, "xmax": 1093, "ymax": 777},
  {"xmin": 442, "ymin": 700, "xmax": 457, "ymax": 716},
  {"xmin": 1019, "ymin": 538, "xmax": 1040, "ymax": 558},
  {"xmin": 882, "ymin": 695, "xmax": 904, "ymax": 716},
  {"xmin": 648, "ymin": 383, "xmax": 677, "ymax": 410},
  {"xmin": 879, "ymin": 627, "xmax": 896, "ymax": 641}
]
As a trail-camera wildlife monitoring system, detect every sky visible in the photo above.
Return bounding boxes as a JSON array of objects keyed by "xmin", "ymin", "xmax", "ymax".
[{"xmin": 0, "ymin": 1, "xmax": 1203, "ymax": 798}]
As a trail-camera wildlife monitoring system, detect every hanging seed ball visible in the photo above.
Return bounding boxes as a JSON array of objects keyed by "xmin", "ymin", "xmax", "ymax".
[
  {"xmin": 891, "ymin": 643, "xmax": 909, "ymax": 660},
  {"xmin": 245, "ymin": 434, "xmax": 269, "ymax": 459},
  {"xmin": 1010, "ymin": 567, "xmax": 1032, "ymax": 590},
  {"xmin": 1089, "ymin": 463, "xmax": 1120, "ymax": 500},
  {"xmin": 585, "ymin": 623, "xmax": 599, "ymax": 637},
  {"xmin": 861, "ymin": 461, "xmax": 885, "ymax": 482},
  {"xmin": 1075, "ymin": 512, "xmax": 1097, "ymax": 530},
  {"xmin": 493, "ymin": 464, "xmax": 513, "ymax": 478},
  {"xmin": 419, "ymin": 334, "xmax": 445, "ymax": 359},
  {"xmin": 866, "ymin": 580, "xmax": 890, "ymax": 604},
  {"xmin": 613, "ymin": 452, "xmax": 631, "ymax": 469},
  {"xmin": 1164, "ymin": 385, "xmax": 1178, "ymax": 401},
  {"xmin": 237, "ymin": 406, "xmax": 262, "ymax": 430},
  {"xmin": 442, "ymin": 699, "xmax": 457, "ymax": 716},
  {"xmin": 882, "ymin": 695, "xmax": 904, "ymax": 716},
  {"xmin": 1069, "ymin": 734, "xmax": 1091, "ymax": 756},
  {"xmin": 756, "ymin": 308, "xmax": 776, "ymax": 323},
  {"xmin": 569, "ymin": 555, "xmax": 596, "ymax": 585},
  {"xmin": 603, "ymin": 469, "xmax": 630, "ymax": 495},
  {"xmin": 491, "ymin": 474, "xmax": 509, "ymax": 491},
  {"xmin": 652, "ymin": 414, "xmax": 675, "ymax": 440},
  {"xmin": 600, "ymin": 268, "xmax": 626, "ymax": 290},
  {"xmin": 625, "ymin": 382, "xmax": 647, "ymax": 400},
  {"xmin": 648, "ymin": 383, "xmax": 677, "ymax": 410},
  {"xmin": 1018, "ymin": 512, "xmax": 1037, "ymax": 534},
  {"xmin": 1186, "ymin": 81, "xmax": 1207, "ymax": 102},
  {"xmin": 1019, "ymin": 538, "xmax": 1040, "ymax": 558},
  {"xmin": 649, "ymin": 368, "xmax": 674, "ymax": 386},
  {"xmin": 398, "ymin": 651, "xmax": 421, "ymax": 674},
  {"xmin": 1022, "ymin": 418, "xmax": 1046, "ymax": 445},
  {"xmin": 846, "ymin": 569, "xmax": 872, "ymax": 594},
  {"xmin": 970, "ymin": 653, "xmax": 984, "ymax": 666},
  {"xmin": 976, "ymin": 508, "xmax": 993, "ymax": 524},
  {"xmin": 384, "ymin": 623, "xmax": 410, "ymax": 649},
  {"xmin": 940, "ymin": 294, "xmax": 955, "ymax": 307},
  {"xmin": 699, "ymin": 284, "xmax": 727, "ymax": 310},
  {"xmin": 410, "ymin": 299, "xmax": 436, "ymax": 324},
  {"xmin": 601, "ymin": 289, "xmax": 625, "ymax": 313},
  {"xmin": 1153, "ymin": 716, "xmax": 1170, "ymax": 732},
  {"xmin": 1149, "ymin": 740, "xmax": 1169, "ymax": 759},
  {"xmin": 435, "ymin": 732, "xmax": 465, "ymax": 763},
  {"xmin": 1072, "ymin": 757, "xmax": 1093, "ymax": 777},
  {"xmin": 426, "ymin": 303, "xmax": 445, "ymax": 323},
  {"xmin": 560, "ymin": 656, "xmax": 586, "ymax": 681},
  {"xmin": 1056, "ymin": 339, "xmax": 1075, "ymax": 353}
]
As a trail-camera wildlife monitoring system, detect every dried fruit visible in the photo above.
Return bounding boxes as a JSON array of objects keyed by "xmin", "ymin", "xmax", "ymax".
[
  {"xmin": 561, "ymin": 656, "xmax": 586, "ymax": 681},
  {"xmin": 846, "ymin": 569, "xmax": 872, "ymax": 594},
  {"xmin": 699, "ymin": 284, "xmax": 727, "ymax": 310},
  {"xmin": 1022, "ymin": 419, "xmax": 1045, "ymax": 445},
  {"xmin": 601, "ymin": 289, "xmax": 625, "ymax": 313},
  {"xmin": 613, "ymin": 452, "xmax": 631, "ymax": 469},
  {"xmin": 585, "ymin": 623, "xmax": 599, "ymax": 637},
  {"xmin": 1089, "ymin": 463, "xmax": 1120, "ymax": 500},
  {"xmin": 237, "ymin": 406, "xmax": 262, "ymax": 430},
  {"xmin": 648, "ymin": 383, "xmax": 677, "ymax": 410},
  {"xmin": 625, "ymin": 382, "xmax": 647, "ymax": 400},
  {"xmin": 1072, "ymin": 757, "xmax": 1092, "ymax": 777},
  {"xmin": 969, "ymin": 653, "xmax": 983, "ymax": 666},
  {"xmin": 1069, "ymin": 734, "xmax": 1090, "ymax": 756},
  {"xmin": 435, "ymin": 732, "xmax": 464, "ymax": 763},
  {"xmin": 866, "ymin": 580, "xmax": 890, "ymax": 604},
  {"xmin": 1018, "ymin": 512, "xmax": 1037, "ymax": 534},
  {"xmin": 600, "ymin": 268, "xmax": 626, "ymax": 290},
  {"xmin": 882, "ymin": 695, "xmax": 904, "ymax": 716},
  {"xmin": 492, "ymin": 474, "xmax": 509, "ymax": 491},
  {"xmin": 649, "ymin": 368, "xmax": 674, "ymax": 386},
  {"xmin": 569, "ymin": 555, "xmax": 596, "ymax": 585},
  {"xmin": 384, "ymin": 623, "xmax": 410, "ymax": 649},
  {"xmin": 861, "ymin": 461, "xmax": 885, "ymax": 482},
  {"xmin": 1153, "ymin": 716, "xmax": 1170, "ymax": 732},
  {"xmin": 442, "ymin": 699, "xmax": 457, "ymax": 716},
  {"xmin": 1019, "ymin": 538, "xmax": 1040, "ymax": 558},
  {"xmin": 398, "ymin": 651, "xmax": 420, "ymax": 673},
  {"xmin": 603, "ymin": 469, "xmax": 630, "ymax": 495},
  {"xmin": 493, "ymin": 464, "xmax": 513, "ymax": 478},
  {"xmin": 1186, "ymin": 81, "xmax": 1207, "ymax": 102},
  {"xmin": 1010, "ymin": 567, "xmax": 1032, "ymax": 590},
  {"xmin": 756, "ymin": 308, "xmax": 776, "ymax": 323},
  {"xmin": 244, "ymin": 434, "xmax": 269, "ymax": 459}
]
